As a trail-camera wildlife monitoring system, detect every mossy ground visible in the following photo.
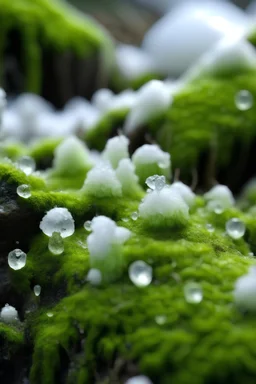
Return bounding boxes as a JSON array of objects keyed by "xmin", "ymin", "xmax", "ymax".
[{"xmin": 2, "ymin": 157, "xmax": 256, "ymax": 383}]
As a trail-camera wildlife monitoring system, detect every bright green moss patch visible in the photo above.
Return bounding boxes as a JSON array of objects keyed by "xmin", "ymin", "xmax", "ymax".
[
  {"xmin": 0, "ymin": 142, "xmax": 26, "ymax": 160},
  {"xmin": 148, "ymin": 71, "xmax": 256, "ymax": 176}
]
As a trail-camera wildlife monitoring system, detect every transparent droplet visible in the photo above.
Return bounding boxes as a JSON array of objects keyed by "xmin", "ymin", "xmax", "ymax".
[
  {"xmin": 155, "ymin": 315, "xmax": 167, "ymax": 325},
  {"xmin": 235, "ymin": 90, "xmax": 253, "ymax": 111},
  {"xmin": 77, "ymin": 240, "xmax": 87, "ymax": 249},
  {"xmin": 207, "ymin": 200, "xmax": 224, "ymax": 214},
  {"xmin": 86, "ymin": 269, "xmax": 102, "ymax": 285},
  {"xmin": 17, "ymin": 184, "xmax": 31, "ymax": 199},
  {"xmin": 145, "ymin": 175, "xmax": 166, "ymax": 191},
  {"xmin": 84, "ymin": 220, "xmax": 92, "ymax": 231},
  {"xmin": 122, "ymin": 217, "xmax": 129, "ymax": 222},
  {"xmin": 131, "ymin": 211, "xmax": 138, "ymax": 221},
  {"xmin": 184, "ymin": 282, "xmax": 203, "ymax": 304},
  {"xmin": 17, "ymin": 156, "xmax": 36, "ymax": 175},
  {"xmin": 48, "ymin": 232, "xmax": 64, "ymax": 255},
  {"xmin": 47, "ymin": 312, "xmax": 53, "ymax": 318},
  {"xmin": 129, "ymin": 260, "xmax": 152, "ymax": 287},
  {"xmin": 34, "ymin": 285, "xmax": 41, "ymax": 297},
  {"xmin": 206, "ymin": 223, "xmax": 215, "ymax": 233},
  {"xmin": 226, "ymin": 218, "xmax": 245, "ymax": 239},
  {"xmin": 248, "ymin": 252, "xmax": 254, "ymax": 256},
  {"xmin": 8, "ymin": 249, "xmax": 27, "ymax": 270}
]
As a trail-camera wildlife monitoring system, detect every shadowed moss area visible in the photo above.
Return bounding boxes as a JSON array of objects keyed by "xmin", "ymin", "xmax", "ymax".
[
  {"xmin": 0, "ymin": 0, "xmax": 114, "ymax": 93},
  {"xmin": 0, "ymin": 323, "xmax": 24, "ymax": 352}
]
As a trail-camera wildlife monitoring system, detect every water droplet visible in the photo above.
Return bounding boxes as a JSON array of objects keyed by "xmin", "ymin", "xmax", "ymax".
[
  {"xmin": 86, "ymin": 269, "xmax": 102, "ymax": 285},
  {"xmin": 145, "ymin": 175, "xmax": 166, "ymax": 191},
  {"xmin": 206, "ymin": 223, "xmax": 215, "ymax": 233},
  {"xmin": 207, "ymin": 200, "xmax": 224, "ymax": 214},
  {"xmin": 122, "ymin": 217, "xmax": 129, "ymax": 222},
  {"xmin": 48, "ymin": 232, "xmax": 64, "ymax": 255},
  {"xmin": 248, "ymin": 252, "xmax": 254, "ymax": 256},
  {"xmin": 77, "ymin": 240, "xmax": 87, "ymax": 249},
  {"xmin": 226, "ymin": 218, "xmax": 245, "ymax": 239},
  {"xmin": 47, "ymin": 312, "xmax": 53, "ymax": 318},
  {"xmin": 84, "ymin": 220, "xmax": 92, "ymax": 231},
  {"xmin": 131, "ymin": 211, "xmax": 138, "ymax": 221},
  {"xmin": 8, "ymin": 249, "xmax": 27, "ymax": 270},
  {"xmin": 128, "ymin": 260, "xmax": 152, "ymax": 287},
  {"xmin": 155, "ymin": 315, "xmax": 167, "ymax": 325},
  {"xmin": 184, "ymin": 282, "xmax": 203, "ymax": 304},
  {"xmin": 17, "ymin": 156, "xmax": 36, "ymax": 175},
  {"xmin": 17, "ymin": 184, "xmax": 31, "ymax": 198},
  {"xmin": 235, "ymin": 90, "xmax": 253, "ymax": 111},
  {"xmin": 34, "ymin": 285, "xmax": 41, "ymax": 297}
]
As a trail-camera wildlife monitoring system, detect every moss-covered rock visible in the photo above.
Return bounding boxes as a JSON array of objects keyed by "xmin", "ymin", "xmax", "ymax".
[
  {"xmin": 0, "ymin": 0, "xmax": 114, "ymax": 106},
  {"xmin": 2, "ymin": 150, "xmax": 256, "ymax": 383}
]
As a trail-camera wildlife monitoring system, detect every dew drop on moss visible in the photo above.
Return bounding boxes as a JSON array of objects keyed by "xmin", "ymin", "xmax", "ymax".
[
  {"xmin": 47, "ymin": 312, "xmax": 54, "ymax": 318},
  {"xmin": 48, "ymin": 232, "xmax": 64, "ymax": 255},
  {"xmin": 34, "ymin": 285, "xmax": 41, "ymax": 297},
  {"xmin": 17, "ymin": 184, "xmax": 31, "ymax": 198},
  {"xmin": 84, "ymin": 220, "xmax": 92, "ymax": 231},
  {"xmin": 8, "ymin": 249, "xmax": 27, "ymax": 270},
  {"xmin": 122, "ymin": 217, "xmax": 129, "ymax": 222},
  {"xmin": 207, "ymin": 200, "xmax": 224, "ymax": 214},
  {"xmin": 184, "ymin": 282, "xmax": 203, "ymax": 304},
  {"xmin": 235, "ymin": 90, "xmax": 253, "ymax": 111},
  {"xmin": 131, "ymin": 211, "xmax": 138, "ymax": 221},
  {"xmin": 206, "ymin": 223, "xmax": 214, "ymax": 233},
  {"xmin": 17, "ymin": 155, "xmax": 36, "ymax": 175},
  {"xmin": 146, "ymin": 175, "xmax": 166, "ymax": 191},
  {"xmin": 129, "ymin": 260, "xmax": 152, "ymax": 287},
  {"xmin": 226, "ymin": 218, "xmax": 245, "ymax": 239}
]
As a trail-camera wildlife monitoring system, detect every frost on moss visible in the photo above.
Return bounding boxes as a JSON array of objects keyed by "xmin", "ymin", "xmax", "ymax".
[{"xmin": 25, "ymin": 200, "xmax": 256, "ymax": 384}]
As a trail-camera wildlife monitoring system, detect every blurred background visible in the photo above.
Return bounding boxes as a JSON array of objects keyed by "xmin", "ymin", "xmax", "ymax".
[{"xmin": 69, "ymin": 0, "xmax": 255, "ymax": 44}]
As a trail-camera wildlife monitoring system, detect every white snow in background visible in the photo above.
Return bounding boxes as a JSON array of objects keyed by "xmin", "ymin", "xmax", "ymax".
[
  {"xmin": 124, "ymin": 80, "xmax": 172, "ymax": 133},
  {"xmin": 142, "ymin": 0, "xmax": 251, "ymax": 76}
]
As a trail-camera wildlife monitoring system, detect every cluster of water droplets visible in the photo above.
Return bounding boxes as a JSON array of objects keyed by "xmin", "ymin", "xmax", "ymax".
[{"xmin": 145, "ymin": 175, "xmax": 166, "ymax": 191}]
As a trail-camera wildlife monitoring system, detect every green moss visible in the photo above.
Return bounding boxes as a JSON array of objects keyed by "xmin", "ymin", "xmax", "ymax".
[
  {"xmin": 28, "ymin": 209, "xmax": 256, "ymax": 384},
  {"xmin": 0, "ymin": 142, "xmax": 27, "ymax": 160},
  {"xmin": 7, "ymin": 194, "xmax": 254, "ymax": 384},
  {"xmin": 85, "ymin": 108, "xmax": 129, "ymax": 151},
  {"xmin": 0, "ymin": 323, "xmax": 24, "ymax": 359},
  {"xmin": 29, "ymin": 138, "xmax": 63, "ymax": 166},
  {"xmin": 147, "ymin": 71, "xmax": 256, "ymax": 175},
  {"xmin": 0, "ymin": 0, "xmax": 114, "ymax": 92}
]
